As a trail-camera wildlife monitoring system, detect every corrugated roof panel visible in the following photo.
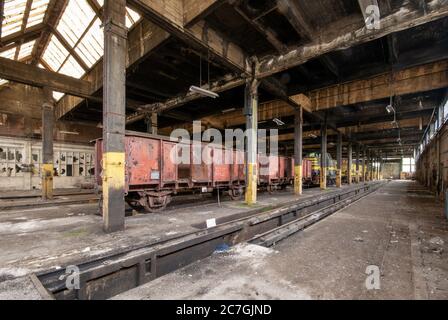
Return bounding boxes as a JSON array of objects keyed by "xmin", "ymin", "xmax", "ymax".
[
  {"xmin": 17, "ymin": 40, "xmax": 36, "ymax": 60},
  {"xmin": 59, "ymin": 55, "xmax": 85, "ymax": 78},
  {"xmin": 56, "ymin": 0, "xmax": 95, "ymax": 47},
  {"xmin": 1, "ymin": 0, "xmax": 27, "ymax": 37},
  {"xmin": 75, "ymin": 18, "xmax": 103, "ymax": 68},
  {"xmin": 42, "ymin": 34, "xmax": 69, "ymax": 71},
  {"xmin": 0, "ymin": 46, "xmax": 17, "ymax": 60},
  {"xmin": 26, "ymin": 0, "xmax": 50, "ymax": 28}
]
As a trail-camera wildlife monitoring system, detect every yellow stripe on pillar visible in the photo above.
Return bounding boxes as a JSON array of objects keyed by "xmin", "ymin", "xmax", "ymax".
[
  {"xmin": 294, "ymin": 165, "xmax": 303, "ymax": 195},
  {"xmin": 42, "ymin": 163, "xmax": 54, "ymax": 200},
  {"xmin": 102, "ymin": 152, "xmax": 126, "ymax": 213},
  {"xmin": 245, "ymin": 163, "xmax": 257, "ymax": 205},
  {"xmin": 320, "ymin": 167, "xmax": 327, "ymax": 190},
  {"xmin": 336, "ymin": 169, "xmax": 342, "ymax": 188}
]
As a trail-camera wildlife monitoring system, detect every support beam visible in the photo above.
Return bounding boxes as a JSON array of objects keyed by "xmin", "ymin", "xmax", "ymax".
[
  {"xmin": 0, "ymin": 56, "xmax": 92, "ymax": 97},
  {"xmin": 258, "ymin": 0, "xmax": 448, "ymax": 78},
  {"xmin": 320, "ymin": 121, "xmax": 328, "ymax": 190},
  {"xmin": 41, "ymin": 88, "xmax": 54, "ymax": 200},
  {"xmin": 277, "ymin": 0, "xmax": 314, "ymax": 41},
  {"xmin": 151, "ymin": 60, "xmax": 448, "ymax": 125},
  {"xmin": 348, "ymin": 143, "xmax": 353, "ymax": 185},
  {"xmin": 145, "ymin": 113, "xmax": 158, "ymax": 135},
  {"xmin": 294, "ymin": 107, "xmax": 303, "ymax": 195},
  {"xmin": 102, "ymin": 0, "xmax": 127, "ymax": 233},
  {"xmin": 32, "ymin": 0, "xmax": 69, "ymax": 65},
  {"xmin": 309, "ymin": 60, "xmax": 448, "ymax": 112},
  {"xmin": 245, "ymin": 78, "xmax": 259, "ymax": 205},
  {"xmin": 232, "ymin": 2, "xmax": 287, "ymax": 53},
  {"xmin": 356, "ymin": 144, "xmax": 361, "ymax": 183},
  {"xmin": 128, "ymin": 0, "xmax": 249, "ymax": 73},
  {"xmin": 336, "ymin": 133, "xmax": 343, "ymax": 188},
  {"xmin": 362, "ymin": 147, "xmax": 366, "ymax": 182}
]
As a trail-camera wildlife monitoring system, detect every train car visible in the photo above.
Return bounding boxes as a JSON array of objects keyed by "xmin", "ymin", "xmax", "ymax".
[
  {"xmin": 341, "ymin": 160, "xmax": 365, "ymax": 183},
  {"xmin": 95, "ymin": 132, "xmax": 300, "ymax": 213},
  {"xmin": 304, "ymin": 152, "xmax": 337, "ymax": 186},
  {"xmin": 258, "ymin": 155, "xmax": 295, "ymax": 192}
]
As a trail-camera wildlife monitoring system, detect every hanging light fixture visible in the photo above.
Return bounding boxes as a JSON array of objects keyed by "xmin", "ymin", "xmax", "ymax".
[{"xmin": 189, "ymin": 49, "xmax": 219, "ymax": 99}]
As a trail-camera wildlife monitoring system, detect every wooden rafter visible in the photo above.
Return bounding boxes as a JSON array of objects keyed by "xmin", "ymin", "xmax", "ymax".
[
  {"xmin": 52, "ymin": 28, "xmax": 89, "ymax": 71},
  {"xmin": 13, "ymin": 0, "xmax": 33, "ymax": 61},
  {"xmin": 231, "ymin": 1, "xmax": 287, "ymax": 53},
  {"xmin": 31, "ymin": 0, "xmax": 68, "ymax": 65}
]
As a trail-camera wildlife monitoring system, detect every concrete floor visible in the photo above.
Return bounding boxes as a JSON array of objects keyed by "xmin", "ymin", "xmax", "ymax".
[
  {"xmin": 0, "ymin": 185, "xmax": 333, "ymax": 279},
  {"xmin": 114, "ymin": 181, "xmax": 448, "ymax": 300}
]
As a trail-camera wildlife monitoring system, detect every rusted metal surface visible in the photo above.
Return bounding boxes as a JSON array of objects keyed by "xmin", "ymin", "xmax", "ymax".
[{"xmin": 95, "ymin": 131, "xmax": 297, "ymax": 212}]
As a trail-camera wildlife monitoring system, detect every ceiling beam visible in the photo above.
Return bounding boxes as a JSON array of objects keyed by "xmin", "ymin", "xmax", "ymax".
[
  {"xmin": 277, "ymin": 0, "xmax": 314, "ymax": 41},
  {"xmin": 0, "ymin": 24, "xmax": 45, "ymax": 49},
  {"xmin": 257, "ymin": 0, "xmax": 448, "ymax": 78},
  {"xmin": 127, "ymin": 0, "xmax": 249, "ymax": 73},
  {"xmin": 55, "ymin": 0, "xmax": 226, "ymax": 120},
  {"xmin": 31, "ymin": 0, "xmax": 68, "ymax": 65},
  {"xmin": 0, "ymin": 56, "xmax": 92, "ymax": 97},
  {"xmin": 309, "ymin": 60, "xmax": 448, "ymax": 112},
  {"xmin": 52, "ymin": 29, "xmax": 90, "ymax": 71},
  {"xmin": 231, "ymin": 1, "xmax": 287, "ymax": 53}
]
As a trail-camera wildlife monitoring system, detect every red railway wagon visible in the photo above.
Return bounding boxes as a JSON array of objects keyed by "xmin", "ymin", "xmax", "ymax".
[{"xmin": 95, "ymin": 132, "xmax": 306, "ymax": 212}]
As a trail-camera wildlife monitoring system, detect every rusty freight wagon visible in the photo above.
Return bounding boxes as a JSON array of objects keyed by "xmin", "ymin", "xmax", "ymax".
[
  {"xmin": 95, "ymin": 132, "xmax": 248, "ymax": 212},
  {"xmin": 95, "ymin": 132, "xmax": 312, "ymax": 212}
]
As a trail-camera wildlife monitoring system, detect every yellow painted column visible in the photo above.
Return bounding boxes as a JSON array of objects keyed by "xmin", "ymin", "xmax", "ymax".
[
  {"xmin": 294, "ymin": 165, "xmax": 303, "ymax": 195},
  {"xmin": 244, "ymin": 77, "xmax": 259, "ymax": 205},
  {"xmin": 320, "ymin": 122, "xmax": 327, "ymax": 190},
  {"xmin": 41, "ymin": 88, "xmax": 54, "ymax": 200},
  {"xmin": 336, "ymin": 169, "xmax": 342, "ymax": 188},
  {"xmin": 336, "ymin": 133, "xmax": 342, "ymax": 188},
  {"xmin": 102, "ymin": 0, "xmax": 127, "ymax": 232},
  {"xmin": 294, "ymin": 107, "xmax": 303, "ymax": 195}
]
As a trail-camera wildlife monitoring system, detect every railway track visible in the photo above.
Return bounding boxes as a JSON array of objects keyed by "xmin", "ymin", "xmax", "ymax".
[{"xmin": 34, "ymin": 181, "xmax": 385, "ymax": 300}]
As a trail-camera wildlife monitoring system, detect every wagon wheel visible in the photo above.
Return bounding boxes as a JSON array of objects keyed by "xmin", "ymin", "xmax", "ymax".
[
  {"xmin": 268, "ymin": 185, "xmax": 276, "ymax": 194},
  {"xmin": 229, "ymin": 186, "xmax": 244, "ymax": 201},
  {"xmin": 142, "ymin": 195, "xmax": 172, "ymax": 213}
]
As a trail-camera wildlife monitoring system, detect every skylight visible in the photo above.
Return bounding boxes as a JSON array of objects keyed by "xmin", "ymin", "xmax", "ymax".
[
  {"xmin": 1, "ymin": 0, "xmax": 26, "ymax": 37},
  {"xmin": 27, "ymin": 0, "xmax": 50, "ymax": 28},
  {"xmin": 1, "ymin": 0, "xmax": 143, "ymax": 91},
  {"xmin": 17, "ymin": 40, "xmax": 36, "ymax": 60}
]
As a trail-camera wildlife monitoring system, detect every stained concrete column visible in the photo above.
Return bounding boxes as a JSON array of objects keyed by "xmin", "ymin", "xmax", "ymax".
[
  {"xmin": 294, "ymin": 107, "xmax": 303, "ymax": 195},
  {"xmin": 362, "ymin": 147, "xmax": 366, "ymax": 182},
  {"xmin": 320, "ymin": 122, "xmax": 327, "ymax": 190},
  {"xmin": 244, "ymin": 78, "xmax": 259, "ymax": 205},
  {"xmin": 347, "ymin": 143, "xmax": 353, "ymax": 185},
  {"xmin": 336, "ymin": 133, "xmax": 342, "ymax": 188},
  {"xmin": 356, "ymin": 144, "xmax": 360, "ymax": 184},
  {"xmin": 146, "ymin": 113, "xmax": 158, "ymax": 135},
  {"xmin": 41, "ymin": 87, "xmax": 54, "ymax": 200},
  {"xmin": 102, "ymin": 0, "xmax": 127, "ymax": 233},
  {"xmin": 366, "ymin": 149, "xmax": 372, "ymax": 181}
]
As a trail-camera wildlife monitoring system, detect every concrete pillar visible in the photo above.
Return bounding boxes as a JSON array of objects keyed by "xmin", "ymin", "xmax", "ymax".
[
  {"xmin": 356, "ymin": 144, "xmax": 360, "ymax": 184},
  {"xmin": 102, "ymin": 0, "xmax": 127, "ymax": 233},
  {"xmin": 244, "ymin": 78, "xmax": 259, "ymax": 205},
  {"xmin": 294, "ymin": 107, "xmax": 303, "ymax": 195},
  {"xmin": 366, "ymin": 149, "xmax": 370, "ymax": 182},
  {"xmin": 362, "ymin": 147, "xmax": 366, "ymax": 182},
  {"xmin": 347, "ymin": 143, "xmax": 353, "ymax": 185},
  {"xmin": 320, "ymin": 122, "xmax": 327, "ymax": 190},
  {"xmin": 41, "ymin": 87, "xmax": 54, "ymax": 200},
  {"xmin": 146, "ymin": 113, "xmax": 158, "ymax": 135},
  {"xmin": 336, "ymin": 133, "xmax": 342, "ymax": 188}
]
